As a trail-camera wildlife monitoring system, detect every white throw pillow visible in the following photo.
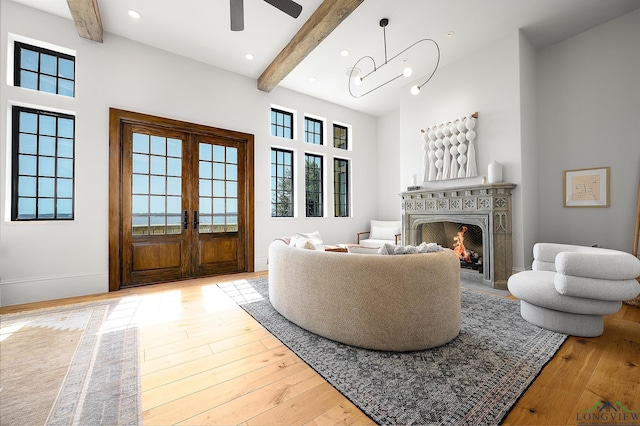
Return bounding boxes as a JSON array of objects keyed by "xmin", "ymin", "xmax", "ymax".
[
  {"xmin": 417, "ymin": 242, "xmax": 444, "ymax": 253},
  {"xmin": 378, "ymin": 242, "xmax": 444, "ymax": 255},
  {"xmin": 370, "ymin": 225, "xmax": 401, "ymax": 241},
  {"xmin": 289, "ymin": 231, "xmax": 324, "ymax": 250}
]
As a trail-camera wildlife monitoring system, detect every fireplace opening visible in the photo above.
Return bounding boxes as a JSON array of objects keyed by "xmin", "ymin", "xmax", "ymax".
[{"xmin": 420, "ymin": 222, "xmax": 484, "ymax": 273}]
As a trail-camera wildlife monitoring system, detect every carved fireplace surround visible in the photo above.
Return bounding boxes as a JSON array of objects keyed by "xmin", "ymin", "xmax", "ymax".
[{"xmin": 400, "ymin": 183, "xmax": 516, "ymax": 290}]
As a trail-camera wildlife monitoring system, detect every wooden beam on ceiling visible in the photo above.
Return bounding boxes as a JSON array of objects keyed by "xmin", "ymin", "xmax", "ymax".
[
  {"xmin": 66, "ymin": 0, "xmax": 103, "ymax": 43},
  {"xmin": 257, "ymin": 0, "xmax": 364, "ymax": 92}
]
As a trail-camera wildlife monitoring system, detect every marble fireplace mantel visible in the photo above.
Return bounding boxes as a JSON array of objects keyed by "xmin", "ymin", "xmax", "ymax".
[{"xmin": 400, "ymin": 183, "xmax": 516, "ymax": 289}]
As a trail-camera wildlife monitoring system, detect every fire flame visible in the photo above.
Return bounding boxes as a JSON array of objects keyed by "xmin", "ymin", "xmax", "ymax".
[{"xmin": 453, "ymin": 226, "xmax": 472, "ymax": 263}]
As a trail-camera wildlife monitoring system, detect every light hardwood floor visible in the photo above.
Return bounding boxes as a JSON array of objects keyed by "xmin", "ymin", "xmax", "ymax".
[{"xmin": 2, "ymin": 271, "xmax": 639, "ymax": 425}]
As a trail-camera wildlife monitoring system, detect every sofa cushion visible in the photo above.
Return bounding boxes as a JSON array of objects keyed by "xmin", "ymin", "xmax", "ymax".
[
  {"xmin": 359, "ymin": 238, "xmax": 393, "ymax": 248},
  {"xmin": 556, "ymin": 251, "xmax": 640, "ymax": 280},
  {"xmin": 370, "ymin": 225, "xmax": 400, "ymax": 240},
  {"xmin": 554, "ymin": 274, "xmax": 640, "ymax": 301},
  {"xmin": 369, "ymin": 220, "xmax": 401, "ymax": 241},
  {"xmin": 346, "ymin": 245, "xmax": 380, "ymax": 255},
  {"xmin": 508, "ymin": 271, "xmax": 622, "ymax": 315}
]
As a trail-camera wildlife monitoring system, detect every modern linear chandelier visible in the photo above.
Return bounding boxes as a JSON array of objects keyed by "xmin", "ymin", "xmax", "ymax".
[{"xmin": 348, "ymin": 18, "xmax": 440, "ymax": 98}]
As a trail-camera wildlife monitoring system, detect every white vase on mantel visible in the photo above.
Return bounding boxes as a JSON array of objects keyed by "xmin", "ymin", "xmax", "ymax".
[{"xmin": 487, "ymin": 160, "xmax": 503, "ymax": 183}]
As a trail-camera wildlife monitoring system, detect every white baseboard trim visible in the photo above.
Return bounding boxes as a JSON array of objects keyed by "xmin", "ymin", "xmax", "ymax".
[{"xmin": 0, "ymin": 272, "xmax": 108, "ymax": 307}]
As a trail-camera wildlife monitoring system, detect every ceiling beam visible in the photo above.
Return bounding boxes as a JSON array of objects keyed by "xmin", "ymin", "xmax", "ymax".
[
  {"xmin": 257, "ymin": 0, "xmax": 364, "ymax": 92},
  {"xmin": 66, "ymin": 0, "xmax": 104, "ymax": 43}
]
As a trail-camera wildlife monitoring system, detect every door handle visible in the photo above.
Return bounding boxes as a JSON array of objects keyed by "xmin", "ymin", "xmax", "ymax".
[
  {"xmin": 193, "ymin": 211, "xmax": 199, "ymax": 230},
  {"xmin": 183, "ymin": 210, "xmax": 188, "ymax": 230}
]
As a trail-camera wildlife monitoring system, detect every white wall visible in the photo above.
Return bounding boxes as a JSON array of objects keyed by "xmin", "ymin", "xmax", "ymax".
[
  {"xmin": 373, "ymin": 9, "xmax": 640, "ymax": 272},
  {"xmin": 376, "ymin": 109, "xmax": 401, "ymax": 220},
  {"xmin": 537, "ymin": 9, "xmax": 640, "ymax": 252},
  {"xmin": 518, "ymin": 31, "xmax": 539, "ymax": 268},
  {"xmin": 0, "ymin": 1, "xmax": 377, "ymax": 306},
  {"xmin": 393, "ymin": 32, "xmax": 527, "ymax": 271}
]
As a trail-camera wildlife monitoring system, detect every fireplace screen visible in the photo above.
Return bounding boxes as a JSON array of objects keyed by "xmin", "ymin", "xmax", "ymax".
[{"xmin": 421, "ymin": 222, "xmax": 483, "ymax": 272}]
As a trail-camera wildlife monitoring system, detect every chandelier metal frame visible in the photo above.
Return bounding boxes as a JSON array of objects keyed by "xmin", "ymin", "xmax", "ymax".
[{"xmin": 348, "ymin": 18, "xmax": 441, "ymax": 98}]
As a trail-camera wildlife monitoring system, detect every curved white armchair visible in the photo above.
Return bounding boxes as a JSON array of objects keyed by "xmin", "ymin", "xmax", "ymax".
[{"xmin": 508, "ymin": 243, "xmax": 640, "ymax": 337}]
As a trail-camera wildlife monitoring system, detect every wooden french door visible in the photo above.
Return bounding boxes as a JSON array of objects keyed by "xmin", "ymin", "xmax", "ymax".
[{"xmin": 109, "ymin": 109, "xmax": 254, "ymax": 290}]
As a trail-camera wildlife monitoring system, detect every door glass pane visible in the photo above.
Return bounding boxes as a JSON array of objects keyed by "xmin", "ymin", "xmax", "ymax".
[
  {"xmin": 132, "ymin": 154, "xmax": 149, "ymax": 174},
  {"xmin": 199, "ymin": 143, "xmax": 239, "ymax": 233},
  {"xmin": 167, "ymin": 196, "xmax": 181, "ymax": 214},
  {"xmin": 133, "ymin": 133, "xmax": 149, "ymax": 153},
  {"xmin": 167, "ymin": 138, "xmax": 181, "ymax": 157},
  {"xmin": 227, "ymin": 147, "xmax": 238, "ymax": 164},
  {"xmin": 167, "ymin": 177, "xmax": 181, "ymax": 195},
  {"xmin": 213, "ymin": 145, "xmax": 225, "ymax": 162},
  {"xmin": 166, "ymin": 215, "xmax": 181, "ymax": 234},
  {"xmin": 150, "ymin": 175, "xmax": 166, "ymax": 195},
  {"xmin": 150, "ymin": 156, "xmax": 166, "ymax": 175},
  {"xmin": 200, "ymin": 198, "xmax": 212, "ymax": 215},
  {"xmin": 213, "ymin": 181, "xmax": 225, "ymax": 197},
  {"xmin": 150, "ymin": 136, "xmax": 166, "ymax": 155},
  {"xmin": 199, "ymin": 179, "xmax": 212, "ymax": 197},
  {"xmin": 131, "ymin": 133, "xmax": 182, "ymax": 235},
  {"xmin": 167, "ymin": 158, "xmax": 181, "ymax": 177},
  {"xmin": 132, "ymin": 175, "xmax": 149, "ymax": 194}
]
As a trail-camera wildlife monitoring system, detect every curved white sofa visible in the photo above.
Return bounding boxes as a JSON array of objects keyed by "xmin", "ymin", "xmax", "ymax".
[{"xmin": 267, "ymin": 238, "xmax": 461, "ymax": 351}]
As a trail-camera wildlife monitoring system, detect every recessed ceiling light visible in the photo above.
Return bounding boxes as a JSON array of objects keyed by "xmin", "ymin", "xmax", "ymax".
[
  {"xmin": 245, "ymin": 53, "xmax": 254, "ymax": 60},
  {"xmin": 309, "ymin": 76, "xmax": 317, "ymax": 83},
  {"xmin": 446, "ymin": 31, "xmax": 455, "ymax": 38},
  {"xmin": 340, "ymin": 50, "xmax": 350, "ymax": 57},
  {"xmin": 127, "ymin": 9, "xmax": 141, "ymax": 19}
]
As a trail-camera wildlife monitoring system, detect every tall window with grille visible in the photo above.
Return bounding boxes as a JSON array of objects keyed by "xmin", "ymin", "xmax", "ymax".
[
  {"xmin": 271, "ymin": 108, "xmax": 293, "ymax": 139},
  {"xmin": 14, "ymin": 42, "xmax": 75, "ymax": 97},
  {"xmin": 333, "ymin": 124, "xmax": 348, "ymax": 150},
  {"xmin": 304, "ymin": 117, "xmax": 323, "ymax": 145},
  {"xmin": 12, "ymin": 106, "xmax": 75, "ymax": 220},
  {"xmin": 305, "ymin": 154, "xmax": 323, "ymax": 217},
  {"xmin": 271, "ymin": 148, "xmax": 294, "ymax": 217},
  {"xmin": 334, "ymin": 158, "xmax": 350, "ymax": 217}
]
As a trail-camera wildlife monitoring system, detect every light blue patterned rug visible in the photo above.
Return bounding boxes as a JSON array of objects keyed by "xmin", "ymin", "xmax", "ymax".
[
  {"xmin": 221, "ymin": 276, "xmax": 567, "ymax": 425},
  {"xmin": 0, "ymin": 298, "xmax": 140, "ymax": 426}
]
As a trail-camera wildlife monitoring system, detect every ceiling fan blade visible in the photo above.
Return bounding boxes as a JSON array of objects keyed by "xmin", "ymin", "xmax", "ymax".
[
  {"xmin": 230, "ymin": 0, "xmax": 244, "ymax": 31},
  {"xmin": 263, "ymin": 0, "xmax": 302, "ymax": 18}
]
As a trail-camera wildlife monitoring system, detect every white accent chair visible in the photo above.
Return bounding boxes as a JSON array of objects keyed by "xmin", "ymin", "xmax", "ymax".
[
  {"xmin": 508, "ymin": 243, "xmax": 640, "ymax": 337},
  {"xmin": 356, "ymin": 220, "xmax": 401, "ymax": 248}
]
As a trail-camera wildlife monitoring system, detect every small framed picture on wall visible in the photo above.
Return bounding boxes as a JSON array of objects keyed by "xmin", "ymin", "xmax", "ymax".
[{"xmin": 563, "ymin": 166, "xmax": 610, "ymax": 208}]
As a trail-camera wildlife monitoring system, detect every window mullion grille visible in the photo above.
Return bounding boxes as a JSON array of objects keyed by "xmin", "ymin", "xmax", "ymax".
[
  {"xmin": 53, "ymin": 116, "xmax": 58, "ymax": 218},
  {"xmin": 35, "ymin": 113, "xmax": 40, "ymax": 219}
]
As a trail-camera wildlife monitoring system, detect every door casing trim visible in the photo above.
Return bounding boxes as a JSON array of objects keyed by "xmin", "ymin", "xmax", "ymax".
[{"xmin": 109, "ymin": 108, "xmax": 255, "ymax": 291}]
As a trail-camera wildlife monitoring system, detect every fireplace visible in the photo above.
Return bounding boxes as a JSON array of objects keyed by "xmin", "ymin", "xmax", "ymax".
[
  {"xmin": 422, "ymin": 222, "xmax": 484, "ymax": 273},
  {"xmin": 401, "ymin": 183, "xmax": 516, "ymax": 289}
]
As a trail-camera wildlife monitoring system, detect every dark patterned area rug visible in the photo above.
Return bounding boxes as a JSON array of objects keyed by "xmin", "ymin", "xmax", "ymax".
[
  {"xmin": 0, "ymin": 298, "xmax": 140, "ymax": 426},
  {"xmin": 221, "ymin": 277, "xmax": 567, "ymax": 426}
]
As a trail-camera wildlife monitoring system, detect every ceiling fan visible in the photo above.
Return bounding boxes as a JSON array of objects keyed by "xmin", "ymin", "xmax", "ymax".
[{"xmin": 230, "ymin": 0, "xmax": 303, "ymax": 31}]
